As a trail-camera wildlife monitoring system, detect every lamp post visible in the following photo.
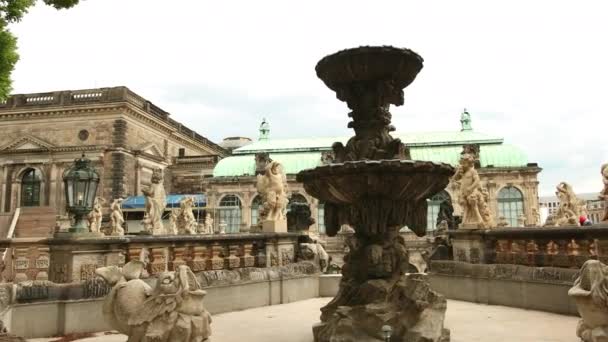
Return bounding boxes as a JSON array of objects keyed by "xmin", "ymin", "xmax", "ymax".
[{"xmin": 62, "ymin": 154, "xmax": 100, "ymax": 235}]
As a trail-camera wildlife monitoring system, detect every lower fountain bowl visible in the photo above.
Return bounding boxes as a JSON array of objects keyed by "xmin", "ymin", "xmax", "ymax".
[{"xmin": 296, "ymin": 159, "xmax": 454, "ymax": 204}]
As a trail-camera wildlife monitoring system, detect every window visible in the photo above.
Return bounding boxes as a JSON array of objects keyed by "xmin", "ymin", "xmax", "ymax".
[
  {"xmin": 288, "ymin": 193, "xmax": 308, "ymax": 212},
  {"xmin": 498, "ymin": 186, "xmax": 524, "ymax": 227},
  {"xmin": 318, "ymin": 201, "xmax": 325, "ymax": 234},
  {"xmin": 426, "ymin": 190, "xmax": 451, "ymax": 231},
  {"xmin": 21, "ymin": 168, "xmax": 41, "ymax": 207},
  {"xmin": 251, "ymin": 195, "xmax": 262, "ymax": 226},
  {"xmin": 218, "ymin": 195, "xmax": 242, "ymax": 233}
]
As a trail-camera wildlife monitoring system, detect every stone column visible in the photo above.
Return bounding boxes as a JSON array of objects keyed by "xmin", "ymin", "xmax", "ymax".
[
  {"xmin": 0, "ymin": 165, "xmax": 6, "ymax": 213},
  {"xmin": 135, "ymin": 160, "xmax": 142, "ymax": 195},
  {"xmin": 241, "ymin": 192, "xmax": 251, "ymax": 232}
]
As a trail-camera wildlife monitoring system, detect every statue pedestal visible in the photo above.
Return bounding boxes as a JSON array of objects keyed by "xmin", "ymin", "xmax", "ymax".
[{"xmin": 262, "ymin": 219, "xmax": 287, "ymax": 233}]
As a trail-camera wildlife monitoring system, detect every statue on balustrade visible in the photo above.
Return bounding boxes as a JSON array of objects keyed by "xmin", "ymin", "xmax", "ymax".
[
  {"xmin": 600, "ymin": 164, "xmax": 608, "ymax": 222},
  {"xmin": 256, "ymin": 161, "xmax": 289, "ymax": 232},
  {"xmin": 142, "ymin": 168, "xmax": 167, "ymax": 235},
  {"xmin": 200, "ymin": 212, "xmax": 214, "ymax": 234},
  {"xmin": 453, "ymin": 153, "xmax": 494, "ymax": 229},
  {"xmin": 555, "ymin": 182, "xmax": 585, "ymax": 226},
  {"xmin": 517, "ymin": 214, "xmax": 526, "ymax": 227},
  {"xmin": 96, "ymin": 261, "xmax": 212, "ymax": 342},
  {"xmin": 300, "ymin": 240, "xmax": 330, "ymax": 273},
  {"xmin": 568, "ymin": 260, "xmax": 608, "ymax": 342},
  {"xmin": 168, "ymin": 209, "xmax": 179, "ymax": 235},
  {"xmin": 176, "ymin": 196, "xmax": 198, "ymax": 235},
  {"xmin": 497, "ymin": 216, "xmax": 509, "ymax": 228},
  {"xmin": 110, "ymin": 198, "xmax": 125, "ymax": 236},
  {"xmin": 88, "ymin": 197, "xmax": 105, "ymax": 235}
]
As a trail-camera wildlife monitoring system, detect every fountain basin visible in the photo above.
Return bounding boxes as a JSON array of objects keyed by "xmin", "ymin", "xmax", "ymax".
[
  {"xmin": 315, "ymin": 46, "xmax": 424, "ymax": 105},
  {"xmin": 297, "ymin": 160, "xmax": 454, "ymax": 237}
]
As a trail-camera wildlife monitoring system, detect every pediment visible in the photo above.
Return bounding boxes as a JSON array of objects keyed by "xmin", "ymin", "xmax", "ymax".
[
  {"xmin": 1, "ymin": 135, "xmax": 55, "ymax": 151},
  {"xmin": 136, "ymin": 142, "xmax": 164, "ymax": 157}
]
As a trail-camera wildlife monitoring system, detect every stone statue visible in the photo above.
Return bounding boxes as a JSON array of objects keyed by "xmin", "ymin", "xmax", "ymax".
[
  {"xmin": 168, "ymin": 209, "xmax": 179, "ymax": 235},
  {"xmin": 517, "ymin": 214, "xmax": 526, "ymax": 227},
  {"xmin": 219, "ymin": 220, "xmax": 226, "ymax": 234},
  {"xmin": 531, "ymin": 207, "xmax": 541, "ymax": 226},
  {"xmin": 300, "ymin": 240, "xmax": 330, "ymax": 273},
  {"xmin": 201, "ymin": 213, "xmax": 214, "ymax": 234},
  {"xmin": 176, "ymin": 196, "xmax": 198, "ymax": 235},
  {"xmin": 497, "ymin": 216, "xmax": 509, "ymax": 228},
  {"xmin": 600, "ymin": 164, "xmax": 608, "ymax": 222},
  {"xmin": 568, "ymin": 260, "xmax": 608, "ymax": 342},
  {"xmin": 142, "ymin": 168, "xmax": 167, "ymax": 235},
  {"xmin": 453, "ymin": 153, "xmax": 494, "ymax": 229},
  {"xmin": 555, "ymin": 182, "xmax": 584, "ymax": 226},
  {"xmin": 110, "ymin": 198, "xmax": 125, "ymax": 236},
  {"xmin": 96, "ymin": 261, "xmax": 212, "ymax": 342},
  {"xmin": 87, "ymin": 197, "xmax": 104, "ymax": 234},
  {"xmin": 256, "ymin": 161, "xmax": 289, "ymax": 232},
  {"xmin": 543, "ymin": 214, "xmax": 557, "ymax": 227}
]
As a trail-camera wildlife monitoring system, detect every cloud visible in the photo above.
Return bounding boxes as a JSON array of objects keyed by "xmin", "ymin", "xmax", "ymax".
[{"xmin": 6, "ymin": 0, "xmax": 608, "ymax": 195}]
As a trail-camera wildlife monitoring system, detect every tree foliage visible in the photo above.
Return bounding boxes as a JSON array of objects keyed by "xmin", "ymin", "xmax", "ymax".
[{"xmin": 0, "ymin": 0, "xmax": 79, "ymax": 99}]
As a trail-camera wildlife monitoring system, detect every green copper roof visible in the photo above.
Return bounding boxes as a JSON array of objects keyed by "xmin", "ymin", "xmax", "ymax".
[
  {"xmin": 233, "ymin": 130, "xmax": 503, "ymax": 154},
  {"xmin": 212, "ymin": 128, "xmax": 530, "ymax": 178}
]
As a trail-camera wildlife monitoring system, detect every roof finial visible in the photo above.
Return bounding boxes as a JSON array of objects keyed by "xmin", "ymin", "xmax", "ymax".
[
  {"xmin": 460, "ymin": 108, "xmax": 472, "ymax": 131},
  {"xmin": 259, "ymin": 118, "xmax": 270, "ymax": 140}
]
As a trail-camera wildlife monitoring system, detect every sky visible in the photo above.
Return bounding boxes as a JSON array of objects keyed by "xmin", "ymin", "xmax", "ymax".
[{"xmin": 7, "ymin": 0, "xmax": 608, "ymax": 196}]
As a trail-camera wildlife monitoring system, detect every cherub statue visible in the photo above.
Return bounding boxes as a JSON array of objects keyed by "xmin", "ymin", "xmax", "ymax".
[
  {"xmin": 168, "ymin": 209, "xmax": 179, "ymax": 235},
  {"xmin": 555, "ymin": 182, "xmax": 583, "ymax": 226},
  {"xmin": 142, "ymin": 168, "xmax": 167, "ymax": 235},
  {"xmin": 497, "ymin": 216, "xmax": 509, "ymax": 228},
  {"xmin": 201, "ymin": 212, "xmax": 214, "ymax": 234},
  {"xmin": 256, "ymin": 161, "xmax": 289, "ymax": 222},
  {"xmin": 87, "ymin": 196, "xmax": 105, "ymax": 234},
  {"xmin": 130, "ymin": 265, "xmax": 212, "ymax": 341},
  {"xmin": 568, "ymin": 260, "xmax": 608, "ymax": 341},
  {"xmin": 176, "ymin": 196, "xmax": 197, "ymax": 235},
  {"xmin": 97, "ymin": 262, "xmax": 212, "ymax": 342},
  {"xmin": 600, "ymin": 164, "xmax": 608, "ymax": 222},
  {"xmin": 453, "ymin": 154, "xmax": 493, "ymax": 229},
  {"xmin": 110, "ymin": 198, "xmax": 125, "ymax": 236}
]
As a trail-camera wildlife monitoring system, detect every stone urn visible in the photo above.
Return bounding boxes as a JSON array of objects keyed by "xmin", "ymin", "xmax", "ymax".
[{"xmin": 297, "ymin": 46, "xmax": 453, "ymax": 342}]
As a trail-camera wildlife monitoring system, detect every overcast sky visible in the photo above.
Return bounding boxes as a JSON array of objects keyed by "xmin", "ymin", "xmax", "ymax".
[{"xmin": 8, "ymin": 0, "xmax": 608, "ymax": 196}]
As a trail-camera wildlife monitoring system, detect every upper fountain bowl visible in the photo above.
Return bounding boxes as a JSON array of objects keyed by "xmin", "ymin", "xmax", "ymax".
[{"xmin": 315, "ymin": 46, "xmax": 424, "ymax": 93}]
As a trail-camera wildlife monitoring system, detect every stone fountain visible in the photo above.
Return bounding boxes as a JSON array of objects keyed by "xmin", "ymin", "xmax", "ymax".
[{"xmin": 297, "ymin": 46, "xmax": 454, "ymax": 342}]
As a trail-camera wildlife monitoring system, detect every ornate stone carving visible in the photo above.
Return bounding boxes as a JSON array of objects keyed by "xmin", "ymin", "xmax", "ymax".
[
  {"xmin": 175, "ymin": 196, "xmax": 198, "ymax": 235},
  {"xmin": 600, "ymin": 164, "xmax": 608, "ymax": 222},
  {"xmin": 255, "ymin": 152, "xmax": 272, "ymax": 175},
  {"xmin": 142, "ymin": 168, "xmax": 167, "ymax": 235},
  {"xmin": 461, "ymin": 144, "xmax": 481, "ymax": 168},
  {"xmin": 190, "ymin": 246, "xmax": 207, "ymax": 272},
  {"xmin": 569, "ymin": 260, "xmax": 608, "ymax": 342},
  {"xmin": 497, "ymin": 216, "xmax": 509, "ymax": 228},
  {"xmin": 286, "ymin": 202, "xmax": 316, "ymax": 232},
  {"xmin": 555, "ymin": 182, "xmax": 585, "ymax": 226},
  {"xmin": 87, "ymin": 197, "xmax": 105, "ymax": 234},
  {"xmin": 300, "ymin": 241, "xmax": 330, "ymax": 273},
  {"xmin": 96, "ymin": 261, "xmax": 212, "ymax": 342},
  {"xmin": 200, "ymin": 212, "xmax": 214, "ymax": 234},
  {"xmin": 210, "ymin": 244, "xmax": 224, "ymax": 270},
  {"xmin": 256, "ymin": 161, "xmax": 289, "ymax": 231},
  {"xmin": 517, "ymin": 214, "xmax": 526, "ymax": 227},
  {"xmin": 110, "ymin": 198, "xmax": 125, "ymax": 236},
  {"xmin": 453, "ymin": 153, "xmax": 494, "ymax": 229},
  {"xmin": 546, "ymin": 240, "xmax": 559, "ymax": 256}
]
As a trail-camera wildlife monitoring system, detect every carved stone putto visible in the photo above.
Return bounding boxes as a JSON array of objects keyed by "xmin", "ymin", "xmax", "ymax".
[
  {"xmin": 600, "ymin": 164, "xmax": 608, "ymax": 222},
  {"xmin": 568, "ymin": 260, "xmax": 608, "ymax": 342},
  {"xmin": 96, "ymin": 261, "xmax": 212, "ymax": 342},
  {"xmin": 256, "ymin": 161, "xmax": 289, "ymax": 232},
  {"xmin": 452, "ymin": 153, "xmax": 494, "ymax": 229},
  {"xmin": 110, "ymin": 198, "xmax": 125, "ymax": 236},
  {"xmin": 142, "ymin": 168, "xmax": 167, "ymax": 235},
  {"xmin": 554, "ymin": 182, "xmax": 586, "ymax": 227}
]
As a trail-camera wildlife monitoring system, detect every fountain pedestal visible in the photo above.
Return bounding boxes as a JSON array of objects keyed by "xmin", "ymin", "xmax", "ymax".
[{"xmin": 298, "ymin": 47, "xmax": 454, "ymax": 342}]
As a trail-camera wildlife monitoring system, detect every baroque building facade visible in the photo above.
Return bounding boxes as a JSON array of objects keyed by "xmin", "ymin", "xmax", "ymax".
[
  {"xmin": 0, "ymin": 87, "xmax": 227, "ymax": 237},
  {"xmin": 208, "ymin": 113, "xmax": 542, "ymax": 235}
]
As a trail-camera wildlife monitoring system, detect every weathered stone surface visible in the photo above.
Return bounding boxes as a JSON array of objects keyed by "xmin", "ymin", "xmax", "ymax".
[{"xmin": 569, "ymin": 260, "xmax": 608, "ymax": 342}]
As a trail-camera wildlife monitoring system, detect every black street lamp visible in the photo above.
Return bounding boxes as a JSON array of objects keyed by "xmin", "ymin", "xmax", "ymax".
[{"xmin": 63, "ymin": 154, "xmax": 100, "ymax": 233}]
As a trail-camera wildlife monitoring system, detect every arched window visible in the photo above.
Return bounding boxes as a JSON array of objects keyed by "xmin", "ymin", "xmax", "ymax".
[
  {"xmin": 21, "ymin": 168, "xmax": 41, "ymax": 207},
  {"xmin": 426, "ymin": 190, "xmax": 451, "ymax": 231},
  {"xmin": 318, "ymin": 201, "xmax": 325, "ymax": 234},
  {"xmin": 498, "ymin": 186, "xmax": 524, "ymax": 227},
  {"xmin": 218, "ymin": 195, "xmax": 242, "ymax": 233},
  {"xmin": 251, "ymin": 195, "xmax": 262, "ymax": 226},
  {"xmin": 288, "ymin": 194, "xmax": 308, "ymax": 210}
]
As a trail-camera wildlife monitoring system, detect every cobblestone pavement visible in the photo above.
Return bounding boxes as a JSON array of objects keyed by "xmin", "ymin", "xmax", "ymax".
[{"xmin": 29, "ymin": 298, "xmax": 579, "ymax": 342}]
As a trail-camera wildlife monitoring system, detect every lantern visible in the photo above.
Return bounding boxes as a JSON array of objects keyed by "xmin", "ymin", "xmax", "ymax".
[{"xmin": 63, "ymin": 154, "xmax": 100, "ymax": 232}]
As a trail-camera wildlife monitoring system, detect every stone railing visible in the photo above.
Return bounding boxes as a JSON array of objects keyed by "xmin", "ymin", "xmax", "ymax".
[
  {"xmin": 0, "ymin": 232, "xmax": 303, "ymax": 283},
  {"xmin": 0, "ymin": 87, "xmax": 227, "ymax": 155},
  {"xmin": 448, "ymin": 224, "xmax": 608, "ymax": 268}
]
